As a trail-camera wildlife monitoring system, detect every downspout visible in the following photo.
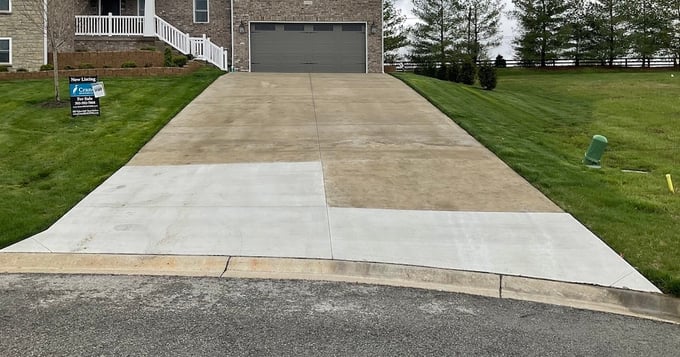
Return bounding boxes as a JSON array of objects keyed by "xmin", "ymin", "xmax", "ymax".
[
  {"xmin": 43, "ymin": 0, "xmax": 47, "ymax": 64},
  {"xmin": 381, "ymin": 0, "xmax": 384, "ymax": 73},
  {"xmin": 230, "ymin": 0, "xmax": 234, "ymax": 71}
]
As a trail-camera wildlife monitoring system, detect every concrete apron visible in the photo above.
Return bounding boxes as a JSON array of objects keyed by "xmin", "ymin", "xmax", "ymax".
[{"xmin": 2, "ymin": 73, "xmax": 662, "ymax": 297}]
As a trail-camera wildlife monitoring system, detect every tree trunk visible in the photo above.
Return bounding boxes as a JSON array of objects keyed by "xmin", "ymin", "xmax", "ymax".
[{"xmin": 52, "ymin": 50, "xmax": 60, "ymax": 102}]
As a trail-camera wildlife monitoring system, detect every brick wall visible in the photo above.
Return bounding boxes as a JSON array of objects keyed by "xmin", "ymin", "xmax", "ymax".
[
  {"xmin": 74, "ymin": 37, "xmax": 163, "ymax": 52},
  {"xmin": 0, "ymin": 0, "xmax": 47, "ymax": 71},
  {"xmin": 232, "ymin": 0, "xmax": 382, "ymax": 73},
  {"xmin": 0, "ymin": 60, "xmax": 204, "ymax": 80},
  {"xmin": 156, "ymin": 0, "xmax": 231, "ymax": 48}
]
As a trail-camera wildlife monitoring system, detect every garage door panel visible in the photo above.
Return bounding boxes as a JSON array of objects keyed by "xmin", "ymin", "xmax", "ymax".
[{"xmin": 251, "ymin": 23, "xmax": 366, "ymax": 73}]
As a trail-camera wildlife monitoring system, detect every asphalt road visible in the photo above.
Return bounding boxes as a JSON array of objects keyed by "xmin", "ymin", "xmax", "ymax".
[{"xmin": 0, "ymin": 274, "xmax": 677, "ymax": 356}]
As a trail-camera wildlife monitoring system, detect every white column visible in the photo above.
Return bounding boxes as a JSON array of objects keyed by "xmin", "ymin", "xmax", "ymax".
[{"xmin": 143, "ymin": 0, "xmax": 156, "ymax": 37}]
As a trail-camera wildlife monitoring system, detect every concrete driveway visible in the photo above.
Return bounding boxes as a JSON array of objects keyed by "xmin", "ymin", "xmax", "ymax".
[{"xmin": 3, "ymin": 73, "xmax": 659, "ymax": 292}]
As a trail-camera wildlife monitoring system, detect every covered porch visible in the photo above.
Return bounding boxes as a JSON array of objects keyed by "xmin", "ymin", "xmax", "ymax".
[{"xmin": 73, "ymin": 0, "xmax": 228, "ymax": 70}]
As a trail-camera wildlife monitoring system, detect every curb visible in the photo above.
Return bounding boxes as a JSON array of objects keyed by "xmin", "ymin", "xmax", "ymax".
[
  {"xmin": 1, "ymin": 253, "xmax": 678, "ymax": 324},
  {"xmin": 0, "ymin": 252, "xmax": 227, "ymax": 277}
]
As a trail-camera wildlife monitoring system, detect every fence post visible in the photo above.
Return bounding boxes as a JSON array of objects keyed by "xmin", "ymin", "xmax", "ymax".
[{"xmin": 106, "ymin": 12, "xmax": 113, "ymax": 37}]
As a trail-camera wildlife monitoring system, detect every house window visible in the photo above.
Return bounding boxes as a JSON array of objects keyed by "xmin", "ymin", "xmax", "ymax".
[
  {"xmin": 194, "ymin": 0, "xmax": 208, "ymax": 23},
  {"xmin": 342, "ymin": 24, "xmax": 363, "ymax": 32},
  {"xmin": 0, "ymin": 0, "xmax": 11, "ymax": 13},
  {"xmin": 138, "ymin": 0, "xmax": 144, "ymax": 16},
  {"xmin": 283, "ymin": 24, "xmax": 304, "ymax": 32},
  {"xmin": 313, "ymin": 24, "xmax": 333, "ymax": 32},
  {"xmin": 0, "ymin": 38, "xmax": 11, "ymax": 65}
]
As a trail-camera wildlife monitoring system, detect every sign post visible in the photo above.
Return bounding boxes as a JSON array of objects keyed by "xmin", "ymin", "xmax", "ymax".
[{"xmin": 69, "ymin": 76, "xmax": 102, "ymax": 117}]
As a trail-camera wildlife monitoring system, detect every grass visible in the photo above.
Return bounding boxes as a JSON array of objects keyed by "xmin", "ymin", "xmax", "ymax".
[
  {"xmin": 0, "ymin": 67, "xmax": 223, "ymax": 248},
  {"xmin": 394, "ymin": 68, "xmax": 680, "ymax": 295}
]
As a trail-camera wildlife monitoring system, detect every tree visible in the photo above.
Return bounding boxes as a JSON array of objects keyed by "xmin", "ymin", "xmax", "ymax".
[
  {"xmin": 383, "ymin": 0, "xmax": 409, "ymax": 62},
  {"xmin": 625, "ymin": 0, "xmax": 670, "ymax": 67},
  {"xmin": 460, "ymin": 0, "xmax": 504, "ymax": 62},
  {"xmin": 590, "ymin": 0, "xmax": 629, "ymax": 66},
  {"xmin": 664, "ymin": 0, "xmax": 680, "ymax": 66},
  {"xmin": 23, "ymin": 0, "xmax": 74, "ymax": 103},
  {"xmin": 564, "ymin": 0, "xmax": 597, "ymax": 66},
  {"xmin": 409, "ymin": 0, "xmax": 463, "ymax": 63},
  {"xmin": 512, "ymin": 0, "xmax": 570, "ymax": 67}
]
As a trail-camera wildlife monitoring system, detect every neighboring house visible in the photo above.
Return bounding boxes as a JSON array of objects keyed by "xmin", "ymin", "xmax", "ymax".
[
  {"xmin": 2, "ymin": 0, "xmax": 383, "ymax": 73},
  {"xmin": 0, "ymin": 0, "xmax": 47, "ymax": 71}
]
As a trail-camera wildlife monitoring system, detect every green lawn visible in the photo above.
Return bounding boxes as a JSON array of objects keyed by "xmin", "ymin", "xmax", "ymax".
[
  {"xmin": 394, "ymin": 69, "xmax": 680, "ymax": 295},
  {"xmin": 0, "ymin": 67, "xmax": 223, "ymax": 248}
]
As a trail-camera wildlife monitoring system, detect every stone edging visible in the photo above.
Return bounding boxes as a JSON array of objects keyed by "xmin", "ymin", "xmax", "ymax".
[{"xmin": 0, "ymin": 253, "xmax": 677, "ymax": 324}]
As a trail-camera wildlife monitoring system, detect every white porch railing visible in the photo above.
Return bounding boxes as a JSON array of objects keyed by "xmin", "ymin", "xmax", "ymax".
[
  {"xmin": 74, "ymin": 14, "xmax": 228, "ymax": 71},
  {"xmin": 189, "ymin": 35, "xmax": 228, "ymax": 70},
  {"xmin": 154, "ymin": 16, "xmax": 190, "ymax": 53},
  {"xmin": 75, "ymin": 14, "xmax": 144, "ymax": 36}
]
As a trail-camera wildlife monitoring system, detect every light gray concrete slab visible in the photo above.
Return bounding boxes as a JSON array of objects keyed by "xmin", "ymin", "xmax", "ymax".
[
  {"xmin": 29, "ymin": 206, "xmax": 331, "ymax": 257},
  {"xmin": 10, "ymin": 162, "xmax": 332, "ymax": 257},
  {"xmin": 328, "ymin": 208, "xmax": 660, "ymax": 293},
  {"xmin": 78, "ymin": 163, "xmax": 325, "ymax": 208},
  {"xmin": 1, "ymin": 238, "xmax": 51, "ymax": 253}
]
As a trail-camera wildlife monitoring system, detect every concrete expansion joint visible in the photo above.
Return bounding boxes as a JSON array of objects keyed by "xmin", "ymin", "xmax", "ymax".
[{"xmin": 0, "ymin": 253, "xmax": 678, "ymax": 325}]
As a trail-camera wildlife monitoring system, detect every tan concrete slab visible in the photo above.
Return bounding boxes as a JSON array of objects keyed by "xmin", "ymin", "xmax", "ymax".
[
  {"xmin": 190, "ymin": 74, "xmax": 313, "ymax": 102},
  {"xmin": 322, "ymin": 156, "xmax": 561, "ymax": 212},
  {"xmin": 167, "ymin": 101, "xmax": 316, "ymax": 127},
  {"xmin": 317, "ymin": 124, "xmax": 481, "ymax": 150},
  {"xmin": 313, "ymin": 101, "xmax": 451, "ymax": 125},
  {"xmin": 129, "ymin": 125, "xmax": 320, "ymax": 165}
]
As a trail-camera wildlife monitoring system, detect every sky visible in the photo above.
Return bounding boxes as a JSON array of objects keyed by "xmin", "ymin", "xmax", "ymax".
[{"xmin": 394, "ymin": 0, "xmax": 517, "ymax": 59}]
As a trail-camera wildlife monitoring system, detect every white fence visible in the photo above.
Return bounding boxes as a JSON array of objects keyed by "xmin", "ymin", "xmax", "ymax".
[
  {"xmin": 74, "ymin": 14, "xmax": 228, "ymax": 70},
  {"xmin": 75, "ymin": 14, "xmax": 144, "ymax": 36}
]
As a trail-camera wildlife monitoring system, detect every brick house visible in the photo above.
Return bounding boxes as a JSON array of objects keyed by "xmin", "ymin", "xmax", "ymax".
[
  {"xmin": 1, "ymin": 0, "xmax": 383, "ymax": 73},
  {"xmin": 0, "ymin": 0, "xmax": 47, "ymax": 70}
]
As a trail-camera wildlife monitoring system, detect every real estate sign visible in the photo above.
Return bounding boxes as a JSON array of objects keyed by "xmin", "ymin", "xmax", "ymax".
[{"xmin": 69, "ymin": 76, "xmax": 101, "ymax": 117}]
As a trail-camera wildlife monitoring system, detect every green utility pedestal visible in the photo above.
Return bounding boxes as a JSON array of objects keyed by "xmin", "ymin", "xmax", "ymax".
[{"xmin": 583, "ymin": 135, "xmax": 608, "ymax": 166}]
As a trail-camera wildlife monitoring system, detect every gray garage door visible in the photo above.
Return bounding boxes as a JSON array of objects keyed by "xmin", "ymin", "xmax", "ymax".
[{"xmin": 250, "ymin": 23, "xmax": 366, "ymax": 73}]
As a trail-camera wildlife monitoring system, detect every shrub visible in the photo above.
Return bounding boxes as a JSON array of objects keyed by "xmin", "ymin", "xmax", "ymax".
[
  {"xmin": 16, "ymin": 68, "xmax": 28, "ymax": 72},
  {"xmin": 64, "ymin": 65, "xmax": 75, "ymax": 70},
  {"xmin": 478, "ymin": 63, "xmax": 497, "ymax": 90},
  {"xmin": 494, "ymin": 54, "xmax": 507, "ymax": 68},
  {"xmin": 40, "ymin": 64, "xmax": 54, "ymax": 71},
  {"xmin": 413, "ymin": 66, "xmax": 422, "ymax": 75},
  {"xmin": 424, "ymin": 63, "xmax": 437, "ymax": 78},
  {"xmin": 459, "ymin": 59, "xmax": 477, "ymax": 85},
  {"xmin": 164, "ymin": 47, "xmax": 174, "ymax": 67},
  {"xmin": 78, "ymin": 63, "xmax": 94, "ymax": 69},
  {"xmin": 448, "ymin": 62, "xmax": 460, "ymax": 82},
  {"xmin": 0, "ymin": 66, "xmax": 8, "ymax": 72},
  {"xmin": 436, "ymin": 63, "xmax": 448, "ymax": 80},
  {"xmin": 144, "ymin": 63, "xmax": 153, "ymax": 68},
  {"xmin": 121, "ymin": 61, "xmax": 137, "ymax": 68},
  {"xmin": 172, "ymin": 55, "xmax": 188, "ymax": 68}
]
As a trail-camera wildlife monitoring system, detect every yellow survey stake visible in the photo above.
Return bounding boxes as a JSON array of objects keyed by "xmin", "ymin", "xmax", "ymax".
[{"xmin": 667, "ymin": 174, "xmax": 675, "ymax": 194}]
